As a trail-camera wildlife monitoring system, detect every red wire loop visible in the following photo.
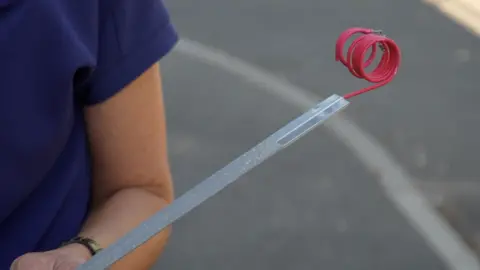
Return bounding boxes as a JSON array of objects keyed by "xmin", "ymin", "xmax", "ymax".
[{"xmin": 335, "ymin": 27, "xmax": 401, "ymax": 99}]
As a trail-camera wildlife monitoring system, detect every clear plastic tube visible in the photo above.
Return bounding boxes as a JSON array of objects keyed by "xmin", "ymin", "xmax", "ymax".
[{"xmin": 77, "ymin": 94, "xmax": 349, "ymax": 270}]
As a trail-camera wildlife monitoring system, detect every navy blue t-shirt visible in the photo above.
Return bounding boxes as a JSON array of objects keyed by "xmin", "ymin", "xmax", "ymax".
[{"xmin": 0, "ymin": 0, "xmax": 178, "ymax": 267}]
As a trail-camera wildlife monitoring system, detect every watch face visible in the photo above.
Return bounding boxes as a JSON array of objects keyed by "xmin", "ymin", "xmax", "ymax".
[{"xmin": 90, "ymin": 241, "xmax": 102, "ymax": 252}]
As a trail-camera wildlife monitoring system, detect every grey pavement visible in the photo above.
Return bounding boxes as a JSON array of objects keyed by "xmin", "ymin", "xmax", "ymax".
[{"xmin": 152, "ymin": 0, "xmax": 480, "ymax": 269}]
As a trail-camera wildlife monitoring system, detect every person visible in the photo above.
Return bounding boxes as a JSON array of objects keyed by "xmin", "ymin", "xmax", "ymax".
[{"xmin": 1, "ymin": 0, "xmax": 178, "ymax": 269}]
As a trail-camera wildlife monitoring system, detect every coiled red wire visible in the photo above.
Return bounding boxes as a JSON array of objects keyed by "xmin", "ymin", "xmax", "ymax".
[{"xmin": 335, "ymin": 27, "xmax": 401, "ymax": 99}]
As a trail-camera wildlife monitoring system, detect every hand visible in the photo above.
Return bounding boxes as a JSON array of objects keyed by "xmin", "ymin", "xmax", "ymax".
[{"xmin": 10, "ymin": 244, "xmax": 91, "ymax": 270}]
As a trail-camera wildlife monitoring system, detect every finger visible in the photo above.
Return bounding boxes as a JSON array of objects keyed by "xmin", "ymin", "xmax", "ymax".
[
  {"xmin": 9, "ymin": 257, "xmax": 19, "ymax": 270},
  {"xmin": 10, "ymin": 253, "xmax": 51, "ymax": 270}
]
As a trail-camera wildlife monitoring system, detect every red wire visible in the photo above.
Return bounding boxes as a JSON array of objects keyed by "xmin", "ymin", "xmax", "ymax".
[{"xmin": 335, "ymin": 27, "xmax": 401, "ymax": 99}]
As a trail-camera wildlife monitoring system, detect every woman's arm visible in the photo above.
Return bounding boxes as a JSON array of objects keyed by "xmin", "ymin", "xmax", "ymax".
[
  {"xmin": 10, "ymin": 63, "xmax": 174, "ymax": 270},
  {"xmin": 80, "ymin": 62, "xmax": 174, "ymax": 269}
]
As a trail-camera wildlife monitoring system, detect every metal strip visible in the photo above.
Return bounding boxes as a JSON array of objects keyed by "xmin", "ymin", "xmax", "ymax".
[{"xmin": 76, "ymin": 94, "xmax": 349, "ymax": 270}]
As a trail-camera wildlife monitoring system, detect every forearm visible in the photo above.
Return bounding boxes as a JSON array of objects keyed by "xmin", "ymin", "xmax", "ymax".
[{"xmin": 79, "ymin": 187, "xmax": 172, "ymax": 269}]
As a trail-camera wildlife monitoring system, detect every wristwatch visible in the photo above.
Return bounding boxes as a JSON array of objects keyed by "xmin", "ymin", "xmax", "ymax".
[{"xmin": 61, "ymin": 236, "xmax": 103, "ymax": 256}]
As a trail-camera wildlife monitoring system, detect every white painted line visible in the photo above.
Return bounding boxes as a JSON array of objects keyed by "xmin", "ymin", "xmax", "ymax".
[
  {"xmin": 174, "ymin": 38, "xmax": 480, "ymax": 270},
  {"xmin": 424, "ymin": 0, "xmax": 480, "ymax": 35}
]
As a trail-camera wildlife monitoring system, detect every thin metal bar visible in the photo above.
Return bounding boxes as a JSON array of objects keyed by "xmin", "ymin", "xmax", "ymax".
[{"xmin": 77, "ymin": 94, "xmax": 349, "ymax": 270}]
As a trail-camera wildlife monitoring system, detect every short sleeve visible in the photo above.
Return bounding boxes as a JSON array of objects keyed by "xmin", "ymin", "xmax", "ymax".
[{"xmin": 84, "ymin": 0, "xmax": 178, "ymax": 105}]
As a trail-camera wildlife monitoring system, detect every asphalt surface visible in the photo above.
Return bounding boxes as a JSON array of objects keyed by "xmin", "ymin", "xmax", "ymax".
[{"xmin": 151, "ymin": 0, "xmax": 480, "ymax": 269}]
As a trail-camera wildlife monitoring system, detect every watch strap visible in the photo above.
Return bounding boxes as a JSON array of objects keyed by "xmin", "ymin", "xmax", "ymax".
[{"xmin": 61, "ymin": 236, "xmax": 103, "ymax": 256}]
